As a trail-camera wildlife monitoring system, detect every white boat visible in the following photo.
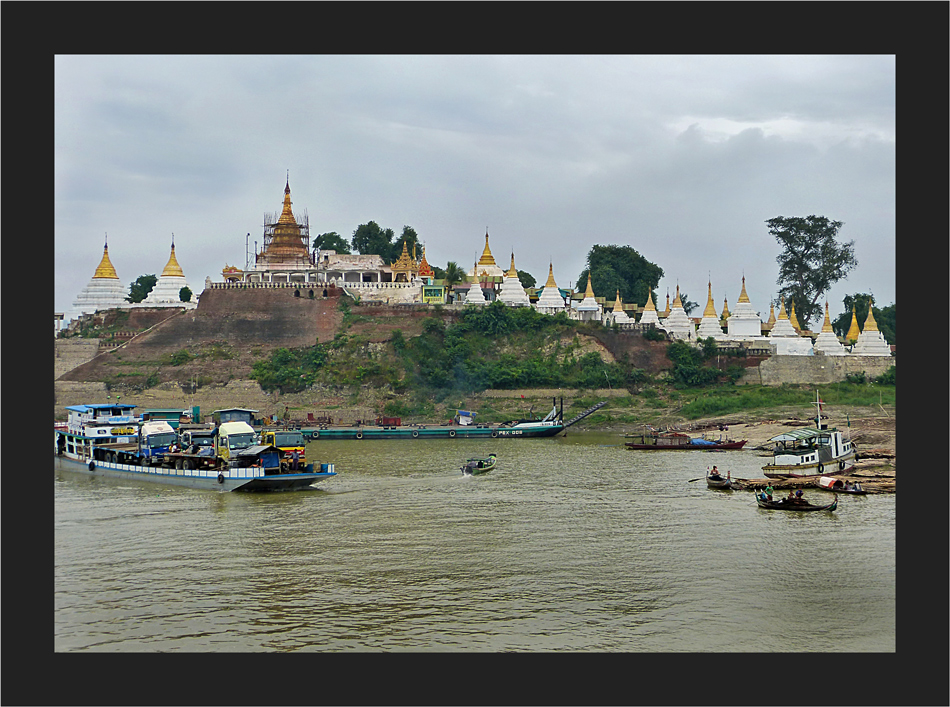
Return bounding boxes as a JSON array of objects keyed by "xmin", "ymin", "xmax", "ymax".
[
  {"xmin": 55, "ymin": 403, "xmax": 336, "ymax": 492},
  {"xmin": 762, "ymin": 393, "xmax": 856, "ymax": 478}
]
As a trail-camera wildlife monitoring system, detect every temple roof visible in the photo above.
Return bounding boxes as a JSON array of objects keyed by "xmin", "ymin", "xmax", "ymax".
[
  {"xmin": 613, "ymin": 290, "xmax": 624, "ymax": 313},
  {"xmin": 506, "ymin": 253, "xmax": 518, "ymax": 278},
  {"xmin": 821, "ymin": 302, "xmax": 835, "ymax": 333},
  {"xmin": 93, "ymin": 238, "xmax": 119, "ymax": 279},
  {"xmin": 846, "ymin": 306, "xmax": 861, "ymax": 341},
  {"xmin": 478, "ymin": 231, "xmax": 498, "ymax": 267},
  {"xmin": 737, "ymin": 276, "xmax": 751, "ymax": 304},
  {"xmin": 544, "ymin": 263, "xmax": 557, "ymax": 289},
  {"xmin": 643, "ymin": 289, "xmax": 657, "ymax": 311},
  {"xmin": 721, "ymin": 296, "xmax": 730, "ymax": 321},
  {"xmin": 277, "ymin": 177, "xmax": 296, "ymax": 225},
  {"xmin": 417, "ymin": 246, "xmax": 434, "ymax": 277},
  {"xmin": 789, "ymin": 300, "xmax": 802, "ymax": 331},
  {"xmin": 863, "ymin": 303, "xmax": 880, "ymax": 332},
  {"xmin": 391, "ymin": 241, "xmax": 416, "ymax": 271},
  {"xmin": 702, "ymin": 281, "xmax": 717, "ymax": 318},
  {"xmin": 671, "ymin": 285, "xmax": 683, "ymax": 309}
]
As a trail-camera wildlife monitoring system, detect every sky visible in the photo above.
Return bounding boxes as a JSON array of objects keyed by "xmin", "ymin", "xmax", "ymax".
[{"xmin": 54, "ymin": 55, "xmax": 895, "ymax": 328}]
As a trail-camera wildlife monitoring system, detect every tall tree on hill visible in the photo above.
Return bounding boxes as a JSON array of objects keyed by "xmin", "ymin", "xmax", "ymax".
[
  {"xmin": 126, "ymin": 274, "xmax": 157, "ymax": 303},
  {"xmin": 351, "ymin": 221, "xmax": 396, "ymax": 260},
  {"xmin": 768, "ymin": 214, "xmax": 857, "ymax": 330},
  {"xmin": 577, "ymin": 244, "xmax": 663, "ymax": 308},
  {"xmin": 312, "ymin": 231, "xmax": 351, "ymax": 255}
]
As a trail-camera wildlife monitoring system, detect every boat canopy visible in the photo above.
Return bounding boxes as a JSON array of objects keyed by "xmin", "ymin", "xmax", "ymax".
[
  {"xmin": 818, "ymin": 476, "xmax": 844, "ymax": 489},
  {"xmin": 767, "ymin": 428, "xmax": 823, "ymax": 443}
]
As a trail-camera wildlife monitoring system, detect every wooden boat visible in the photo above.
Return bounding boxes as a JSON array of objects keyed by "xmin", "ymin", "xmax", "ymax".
[
  {"xmin": 817, "ymin": 476, "xmax": 867, "ymax": 495},
  {"xmin": 755, "ymin": 491, "xmax": 838, "ymax": 512},
  {"xmin": 762, "ymin": 393, "xmax": 856, "ymax": 478},
  {"xmin": 706, "ymin": 470, "xmax": 733, "ymax": 489},
  {"xmin": 625, "ymin": 429, "xmax": 747, "ymax": 451},
  {"xmin": 461, "ymin": 453, "xmax": 497, "ymax": 475}
]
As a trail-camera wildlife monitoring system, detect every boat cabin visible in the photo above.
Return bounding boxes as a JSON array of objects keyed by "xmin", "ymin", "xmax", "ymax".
[
  {"xmin": 65, "ymin": 403, "xmax": 139, "ymax": 438},
  {"xmin": 767, "ymin": 427, "xmax": 853, "ymax": 465},
  {"xmin": 141, "ymin": 408, "xmax": 191, "ymax": 430},
  {"xmin": 212, "ymin": 408, "xmax": 259, "ymax": 426}
]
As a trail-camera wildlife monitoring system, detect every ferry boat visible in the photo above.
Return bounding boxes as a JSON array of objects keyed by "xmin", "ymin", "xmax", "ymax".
[
  {"xmin": 762, "ymin": 394, "xmax": 856, "ymax": 479},
  {"xmin": 55, "ymin": 403, "xmax": 336, "ymax": 492}
]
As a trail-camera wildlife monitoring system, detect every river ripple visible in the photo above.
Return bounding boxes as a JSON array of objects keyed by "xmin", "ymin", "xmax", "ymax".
[{"xmin": 54, "ymin": 433, "xmax": 895, "ymax": 652}]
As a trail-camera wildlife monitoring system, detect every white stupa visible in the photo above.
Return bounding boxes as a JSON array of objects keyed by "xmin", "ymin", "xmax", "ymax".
[
  {"xmin": 535, "ymin": 263, "xmax": 567, "ymax": 314},
  {"xmin": 497, "ymin": 253, "xmax": 530, "ymax": 307},
  {"xmin": 769, "ymin": 296, "xmax": 813, "ymax": 355},
  {"xmin": 573, "ymin": 274, "xmax": 601, "ymax": 322},
  {"xmin": 851, "ymin": 304, "xmax": 892, "ymax": 356},
  {"xmin": 696, "ymin": 281, "xmax": 725, "ymax": 340},
  {"xmin": 142, "ymin": 236, "xmax": 196, "ymax": 308},
  {"xmin": 607, "ymin": 290, "xmax": 632, "ymax": 326},
  {"xmin": 463, "ymin": 260, "xmax": 487, "ymax": 305},
  {"xmin": 71, "ymin": 235, "xmax": 129, "ymax": 318},
  {"xmin": 812, "ymin": 301, "xmax": 847, "ymax": 355},
  {"xmin": 662, "ymin": 285, "xmax": 696, "ymax": 341},
  {"xmin": 726, "ymin": 276, "xmax": 764, "ymax": 340},
  {"xmin": 638, "ymin": 289, "xmax": 662, "ymax": 328}
]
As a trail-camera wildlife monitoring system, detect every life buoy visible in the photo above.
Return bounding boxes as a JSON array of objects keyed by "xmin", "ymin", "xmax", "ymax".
[
  {"xmin": 88, "ymin": 461, "xmax": 96, "ymax": 471},
  {"xmin": 313, "ymin": 431, "xmax": 320, "ymax": 439},
  {"xmin": 217, "ymin": 473, "xmax": 225, "ymax": 484},
  {"xmin": 356, "ymin": 432, "xmax": 363, "ymax": 439},
  {"xmin": 491, "ymin": 430, "xmax": 498, "ymax": 438},
  {"xmin": 449, "ymin": 430, "xmax": 456, "ymax": 438},
  {"xmin": 412, "ymin": 430, "xmax": 419, "ymax": 438}
]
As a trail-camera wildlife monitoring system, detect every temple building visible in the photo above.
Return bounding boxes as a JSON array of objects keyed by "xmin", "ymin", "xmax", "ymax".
[
  {"xmin": 726, "ymin": 276, "xmax": 765, "ymax": 341},
  {"xmin": 696, "ymin": 281, "xmax": 725, "ymax": 340},
  {"xmin": 71, "ymin": 235, "xmax": 129, "ymax": 317},
  {"xmin": 390, "ymin": 241, "xmax": 419, "ymax": 283},
  {"xmin": 497, "ymin": 253, "xmax": 531, "ymax": 307},
  {"xmin": 638, "ymin": 289, "xmax": 662, "ymax": 328},
  {"xmin": 607, "ymin": 290, "xmax": 633, "ymax": 326},
  {"xmin": 572, "ymin": 274, "xmax": 602, "ymax": 322},
  {"xmin": 143, "ymin": 236, "xmax": 196, "ymax": 309},
  {"xmin": 535, "ymin": 263, "xmax": 567, "ymax": 314},
  {"xmin": 851, "ymin": 304, "xmax": 892, "ymax": 356},
  {"xmin": 661, "ymin": 285, "xmax": 696, "ymax": 341},
  {"xmin": 812, "ymin": 301, "xmax": 847, "ymax": 355},
  {"xmin": 768, "ymin": 296, "xmax": 813, "ymax": 355}
]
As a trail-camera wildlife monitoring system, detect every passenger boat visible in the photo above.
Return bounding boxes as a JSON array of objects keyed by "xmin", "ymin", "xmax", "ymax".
[
  {"xmin": 755, "ymin": 491, "xmax": 838, "ymax": 512},
  {"xmin": 55, "ymin": 403, "xmax": 336, "ymax": 492},
  {"xmin": 817, "ymin": 476, "xmax": 867, "ymax": 495},
  {"xmin": 625, "ymin": 428, "xmax": 747, "ymax": 451},
  {"xmin": 762, "ymin": 394, "xmax": 855, "ymax": 478},
  {"xmin": 461, "ymin": 454, "xmax": 497, "ymax": 475}
]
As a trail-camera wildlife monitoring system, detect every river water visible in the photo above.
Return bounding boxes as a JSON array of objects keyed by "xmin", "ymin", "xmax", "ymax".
[{"xmin": 54, "ymin": 432, "xmax": 895, "ymax": 652}]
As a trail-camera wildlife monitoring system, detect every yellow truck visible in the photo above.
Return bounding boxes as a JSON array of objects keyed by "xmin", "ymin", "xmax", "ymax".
[{"xmin": 259, "ymin": 429, "xmax": 307, "ymax": 471}]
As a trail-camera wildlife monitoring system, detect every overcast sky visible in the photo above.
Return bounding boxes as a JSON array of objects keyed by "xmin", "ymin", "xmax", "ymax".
[{"xmin": 55, "ymin": 55, "xmax": 895, "ymax": 326}]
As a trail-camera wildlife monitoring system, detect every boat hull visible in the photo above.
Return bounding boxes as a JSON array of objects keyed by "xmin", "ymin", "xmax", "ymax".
[
  {"xmin": 762, "ymin": 457, "xmax": 855, "ymax": 479},
  {"xmin": 706, "ymin": 477, "xmax": 732, "ymax": 489},
  {"xmin": 305, "ymin": 423, "xmax": 563, "ymax": 440},
  {"xmin": 755, "ymin": 492, "xmax": 837, "ymax": 512},
  {"xmin": 625, "ymin": 441, "xmax": 747, "ymax": 451},
  {"xmin": 55, "ymin": 453, "xmax": 334, "ymax": 492}
]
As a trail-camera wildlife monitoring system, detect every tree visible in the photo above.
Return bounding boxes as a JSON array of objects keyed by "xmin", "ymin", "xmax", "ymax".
[
  {"xmin": 312, "ymin": 231, "xmax": 351, "ymax": 254},
  {"xmin": 351, "ymin": 221, "xmax": 395, "ymax": 259},
  {"xmin": 179, "ymin": 286, "xmax": 193, "ymax": 303},
  {"xmin": 516, "ymin": 270, "xmax": 536, "ymax": 289},
  {"xmin": 577, "ymin": 244, "xmax": 664, "ymax": 308},
  {"xmin": 442, "ymin": 261, "xmax": 466, "ymax": 301},
  {"xmin": 768, "ymin": 215, "xmax": 857, "ymax": 330},
  {"xmin": 127, "ymin": 274, "xmax": 157, "ymax": 303}
]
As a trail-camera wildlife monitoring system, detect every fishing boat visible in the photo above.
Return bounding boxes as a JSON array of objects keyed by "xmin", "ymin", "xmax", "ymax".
[
  {"xmin": 461, "ymin": 453, "xmax": 497, "ymax": 475},
  {"xmin": 755, "ymin": 491, "xmax": 838, "ymax": 512},
  {"xmin": 817, "ymin": 476, "xmax": 867, "ymax": 495},
  {"xmin": 55, "ymin": 403, "xmax": 336, "ymax": 492},
  {"xmin": 625, "ymin": 428, "xmax": 747, "ymax": 451},
  {"xmin": 706, "ymin": 468, "xmax": 733, "ymax": 489},
  {"xmin": 762, "ymin": 393, "xmax": 856, "ymax": 478}
]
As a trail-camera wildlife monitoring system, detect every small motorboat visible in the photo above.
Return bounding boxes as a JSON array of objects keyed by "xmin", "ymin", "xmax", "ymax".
[
  {"xmin": 461, "ymin": 453, "xmax": 497, "ymax": 475},
  {"xmin": 817, "ymin": 476, "xmax": 867, "ymax": 495},
  {"xmin": 755, "ymin": 491, "xmax": 838, "ymax": 512}
]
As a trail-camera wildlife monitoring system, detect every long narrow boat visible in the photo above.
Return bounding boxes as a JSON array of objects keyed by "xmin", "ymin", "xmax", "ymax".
[
  {"xmin": 461, "ymin": 453, "xmax": 497, "ymax": 475},
  {"xmin": 755, "ymin": 491, "xmax": 838, "ymax": 512},
  {"xmin": 625, "ymin": 429, "xmax": 747, "ymax": 451}
]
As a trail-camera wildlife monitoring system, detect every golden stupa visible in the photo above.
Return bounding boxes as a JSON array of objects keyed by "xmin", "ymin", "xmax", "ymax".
[
  {"xmin": 93, "ymin": 238, "xmax": 119, "ymax": 279},
  {"xmin": 260, "ymin": 178, "xmax": 309, "ymax": 264},
  {"xmin": 702, "ymin": 281, "xmax": 718, "ymax": 318},
  {"xmin": 160, "ymin": 240, "xmax": 184, "ymax": 278}
]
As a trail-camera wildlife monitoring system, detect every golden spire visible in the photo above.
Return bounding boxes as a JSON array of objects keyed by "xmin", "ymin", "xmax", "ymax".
[
  {"xmin": 643, "ymin": 288, "xmax": 657, "ymax": 312},
  {"xmin": 584, "ymin": 273, "xmax": 596, "ymax": 299},
  {"xmin": 737, "ymin": 275, "xmax": 751, "ymax": 303},
  {"xmin": 391, "ymin": 240, "xmax": 416, "ymax": 271},
  {"xmin": 789, "ymin": 300, "xmax": 802, "ymax": 332},
  {"xmin": 672, "ymin": 284, "xmax": 683, "ymax": 308},
  {"xmin": 778, "ymin": 296, "xmax": 788, "ymax": 319},
  {"xmin": 544, "ymin": 262, "xmax": 557, "ymax": 289},
  {"xmin": 766, "ymin": 302, "xmax": 776, "ymax": 327},
  {"xmin": 863, "ymin": 302, "xmax": 879, "ymax": 332},
  {"xmin": 661, "ymin": 291, "xmax": 671, "ymax": 317},
  {"xmin": 160, "ymin": 235, "xmax": 184, "ymax": 278},
  {"xmin": 613, "ymin": 289, "xmax": 624, "ymax": 313},
  {"xmin": 702, "ymin": 281, "xmax": 717, "ymax": 318},
  {"xmin": 477, "ymin": 230, "xmax": 497, "ymax": 267},
  {"xmin": 507, "ymin": 253, "xmax": 518, "ymax": 278},
  {"xmin": 846, "ymin": 306, "xmax": 861, "ymax": 342},
  {"xmin": 821, "ymin": 302, "xmax": 834, "ymax": 333},
  {"xmin": 277, "ymin": 176, "xmax": 296, "ymax": 225},
  {"xmin": 721, "ymin": 296, "xmax": 730, "ymax": 321},
  {"xmin": 93, "ymin": 236, "xmax": 119, "ymax": 279},
  {"xmin": 418, "ymin": 245, "xmax": 434, "ymax": 277}
]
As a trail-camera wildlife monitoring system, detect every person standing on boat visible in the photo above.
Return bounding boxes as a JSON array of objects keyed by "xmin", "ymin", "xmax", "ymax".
[
  {"xmin": 765, "ymin": 483, "xmax": 774, "ymax": 500},
  {"xmin": 291, "ymin": 449, "xmax": 300, "ymax": 471}
]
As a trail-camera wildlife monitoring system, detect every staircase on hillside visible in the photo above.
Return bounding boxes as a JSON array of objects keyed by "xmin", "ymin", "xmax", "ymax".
[{"xmin": 562, "ymin": 400, "xmax": 607, "ymax": 429}]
